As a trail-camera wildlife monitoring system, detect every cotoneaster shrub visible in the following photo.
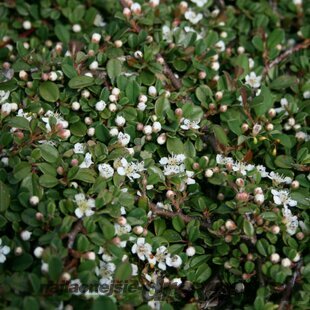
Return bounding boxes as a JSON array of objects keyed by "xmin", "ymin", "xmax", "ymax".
[{"xmin": 0, "ymin": 0, "xmax": 309, "ymax": 309}]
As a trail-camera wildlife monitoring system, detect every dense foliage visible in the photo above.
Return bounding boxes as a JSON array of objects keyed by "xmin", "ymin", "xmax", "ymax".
[{"xmin": 0, "ymin": 0, "xmax": 309, "ymax": 309}]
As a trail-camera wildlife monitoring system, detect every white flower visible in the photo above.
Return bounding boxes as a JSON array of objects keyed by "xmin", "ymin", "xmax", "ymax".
[
  {"xmin": 171, "ymin": 278, "xmax": 182, "ymax": 286},
  {"xmin": 191, "ymin": 0, "xmax": 208, "ymax": 7},
  {"xmin": 20, "ymin": 230, "xmax": 32, "ymax": 241},
  {"xmin": 166, "ymin": 254, "xmax": 182, "ymax": 268},
  {"xmin": 184, "ymin": 10, "xmax": 203, "ymax": 24},
  {"xmin": 295, "ymin": 131, "xmax": 309, "ymax": 142},
  {"xmin": 268, "ymin": 171, "xmax": 292, "ymax": 185},
  {"xmin": 42, "ymin": 111, "xmax": 68, "ymax": 132},
  {"xmin": 131, "ymin": 238, "xmax": 152, "ymax": 261},
  {"xmin": 115, "ymin": 115, "xmax": 126, "ymax": 127},
  {"xmin": 245, "ymin": 72, "xmax": 262, "ymax": 88},
  {"xmin": 118, "ymin": 132, "xmax": 130, "ymax": 146},
  {"xmin": 249, "ymin": 58, "xmax": 255, "ymax": 69},
  {"xmin": 156, "ymin": 202, "xmax": 173, "ymax": 211},
  {"xmin": 131, "ymin": 263, "xmax": 138, "ymax": 276},
  {"xmin": 109, "ymin": 127, "xmax": 119, "ymax": 137},
  {"xmin": 114, "ymin": 223, "xmax": 131, "ymax": 236},
  {"xmin": 117, "ymin": 158, "xmax": 144, "ymax": 181},
  {"xmin": 256, "ymin": 165, "xmax": 269, "ymax": 178},
  {"xmin": 232, "ymin": 162, "xmax": 255, "ymax": 176},
  {"xmin": 180, "ymin": 118, "xmax": 200, "ymax": 130},
  {"xmin": 95, "ymin": 100, "xmax": 106, "ymax": 111},
  {"xmin": 79, "ymin": 152, "xmax": 94, "ymax": 168},
  {"xmin": 93, "ymin": 14, "xmax": 106, "ymax": 27},
  {"xmin": 160, "ymin": 154, "xmax": 186, "ymax": 176},
  {"xmin": 275, "ymin": 98, "xmax": 289, "ymax": 115},
  {"xmin": 154, "ymin": 246, "xmax": 169, "ymax": 270},
  {"xmin": 73, "ymin": 143, "xmax": 85, "ymax": 154},
  {"xmin": 303, "ymin": 90, "xmax": 310, "ymax": 99},
  {"xmin": 215, "ymin": 40, "xmax": 225, "ymax": 52},
  {"xmin": 216, "ymin": 154, "xmax": 234, "ymax": 165},
  {"xmin": 0, "ymin": 90, "xmax": 10, "ymax": 104},
  {"xmin": 98, "ymin": 163, "xmax": 114, "ymax": 179},
  {"xmin": 68, "ymin": 279, "xmax": 82, "ymax": 296},
  {"xmin": 95, "ymin": 261, "xmax": 116, "ymax": 285},
  {"xmin": 162, "ymin": 25, "xmax": 173, "ymax": 42},
  {"xmin": 1, "ymin": 103, "xmax": 11, "ymax": 115},
  {"xmin": 271, "ymin": 189, "xmax": 297, "ymax": 208},
  {"xmin": 0, "ymin": 239, "xmax": 10, "ymax": 263},
  {"xmin": 74, "ymin": 193, "xmax": 96, "ymax": 218},
  {"xmin": 185, "ymin": 171, "xmax": 196, "ymax": 185},
  {"xmin": 282, "ymin": 208, "xmax": 298, "ymax": 235}
]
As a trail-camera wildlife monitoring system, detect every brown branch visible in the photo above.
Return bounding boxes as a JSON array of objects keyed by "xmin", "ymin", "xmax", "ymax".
[
  {"xmin": 67, "ymin": 220, "xmax": 84, "ymax": 249},
  {"xmin": 256, "ymin": 258, "xmax": 265, "ymax": 287},
  {"xmin": 278, "ymin": 260, "xmax": 303, "ymax": 310},
  {"xmin": 264, "ymin": 39, "xmax": 310, "ymax": 75},
  {"xmin": 157, "ymin": 53, "xmax": 182, "ymax": 90},
  {"xmin": 150, "ymin": 203, "xmax": 211, "ymax": 229}
]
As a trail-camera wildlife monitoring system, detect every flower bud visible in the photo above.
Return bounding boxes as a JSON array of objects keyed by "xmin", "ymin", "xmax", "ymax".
[
  {"xmin": 72, "ymin": 24, "xmax": 81, "ymax": 33},
  {"xmin": 61, "ymin": 272, "xmax": 71, "ymax": 282},
  {"xmin": 291, "ymin": 180, "xmax": 299, "ymax": 189},
  {"xmin": 236, "ymin": 192, "xmax": 249, "ymax": 202},
  {"xmin": 219, "ymin": 105, "xmax": 227, "ymax": 113},
  {"xmin": 148, "ymin": 86, "xmax": 157, "ymax": 97},
  {"xmin": 266, "ymin": 123, "xmax": 274, "ymax": 131},
  {"xmin": 157, "ymin": 133, "xmax": 167, "ymax": 145},
  {"xmin": 117, "ymin": 216, "xmax": 127, "ymax": 226},
  {"xmin": 143, "ymin": 125, "xmax": 153, "ymax": 135},
  {"xmin": 296, "ymin": 232, "xmax": 304, "ymax": 240},
  {"xmin": 237, "ymin": 46, "xmax": 245, "ymax": 54},
  {"xmin": 225, "ymin": 220, "xmax": 237, "ymax": 231},
  {"xmin": 235, "ymin": 283, "xmax": 245, "ymax": 293},
  {"xmin": 268, "ymin": 108, "xmax": 276, "ymax": 118},
  {"xmin": 134, "ymin": 50, "xmax": 143, "ymax": 59},
  {"xmin": 71, "ymin": 101, "xmax": 80, "ymax": 111},
  {"xmin": 29, "ymin": 195, "xmax": 39, "ymax": 206},
  {"xmin": 71, "ymin": 159, "xmax": 79, "ymax": 166},
  {"xmin": 20, "ymin": 230, "xmax": 32, "ymax": 241},
  {"xmin": 271, "ymin": 225, "xmax": 280, "ymax": 234},
  {"xmin": 123, "ymin": 8, "xmax": 131, "ymax": 18},
  {"xmin": 34, "ymin": 246, "xmax": 44, "ymax": 258},
  {"xmin": 215, "ymin": 91, "xmax": 223, "ymax": 101},
  {"xmin": 15, "ymin": 246, "xmax": 23, "ymax": 256},
  {"xmin": 36, "ymin": 212, "xmax": 44, "ymax": 221},
  {"xmin": 23, "ymin": 20, "xmax": 32, "ymax": 30},
  {"xmin": 166, "ymin": 190, "xmax": 175, "ymax": 199},
  {"xmin": 198, "ymin": 71, "xmax": 206, "ymax": 79},
  {"xmin": 293, "ymin": 253, "xmax": 301, "ymax": 262},
  {"xmin": 205, "ymin": 169, "xmax": 213, "ymax": 178},
  {"xmin": 131, "ymin": 3, "xmax": 142, "ymax": 14},
  {"xmin": 133, "ymin": 226, "xmax": 144, "ymax": 235},
  {"xmin": 81, "ymin": 89, "xmax": 90, "ymax": 98},
  {"xmin": 186, "ymin": 246, "xmax": 196, "ymax": 257},
  {"xmin": 87, "ymin": 128, "xmax": 95, "ymax": 136},
  {"xmin": 109, "ymin": 103, "xmax": 117, "ymax": 112},
  {"xmin": 235, "ymin": 178, "xmax": 244, "ymax": 187},
  {"xmin": 281, "ymin": 258, "xmax": 291, "ymax": 268},
  {"xmin": 19, "ymin": 70, "xmax": 28, "ymax": 80},
  {"xmin": 152, "ymin": 121, "xmax": 162, "ymax": 133},
  {"xmin": 254, "ymin": 194, "xmax": 265, "ymax": 205},
  {"xmin": 85, "ymin": 251, "xmax": 96, "ymax": 260},
  {"xmin": 89, "ymin": 61, "xmax": 99, "ymax": 70},
  {"xmin": 241, "ymin": 123, "xmax": 249, "ymax": 132},
  {"xmin": 91, "ymin": 33, "xmax": 101, "ymax": 44}
]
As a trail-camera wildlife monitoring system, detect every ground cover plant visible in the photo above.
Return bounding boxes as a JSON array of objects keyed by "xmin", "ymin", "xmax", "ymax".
[{"xmin": 0, "ymin": 0, "xmax": 309, "ymax": 309}]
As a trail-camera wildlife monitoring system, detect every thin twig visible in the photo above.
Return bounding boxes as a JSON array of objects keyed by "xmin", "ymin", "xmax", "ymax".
[
  {"xmin": 67, "ymin": 220, "xmax": 84, "ymax": 249},
  {"xmin": 149, "ymin": 203, "xmax": 211, "ymax": 229},
  {"xmin": 264, "ymin": 39, "xmax": 310, "ymax": 76},
  {"xmin": 278, "ymin": 260, "xmax": 303, "ymax": 310}
]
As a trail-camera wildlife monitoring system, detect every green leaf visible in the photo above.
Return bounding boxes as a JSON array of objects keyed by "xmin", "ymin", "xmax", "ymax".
[
  {"xmin": 39, "ymin": 175, "xmax": 59, "ymax": 188},
  {"xmin": 0, "ymin": 181, "xmax": 10, "ymax": 212},
  {"xmin": 92, "ymin": 297, "xmax": 117, "ymax": 310},
  {"xmin": 39, "ymin": 81, "xmax": 60, "ymax": 102},
  {"xmin": 115, "ymin": 262, "xmax": 132, "ymax": 281},
  {"xmin": 48, "ymin": 256, "xmax": 63, "ymax": 282},
  {"xmin": 23, "ymin": 297, "xmax": 39, "ymax": 310},
  {"xmin": 107, "ymin": 59, "xmax": 122, "ymax": 83},
  {"xmin": 252, "ymin": 36, "xmax": 264, "ymax": 52},
  {"xmin": 243, "ymin": 220, "xmax": 255, "ymax": 237},
  {"xmin": 13, "ymin": 162, "xmax": 31, "ymax": 181},
  {"xmin": 74, "ymin": 169, "xmax": 96, "ymax": 183},
  {"xmin": 38, "ymin": 144, "xmax": 59, "ymax": 163},
  {"xmin": 12, "ymin": 253, "xmax": 33, "ymax": 271},
  {"xmin": 155, "ymin": 97, "xmax": 171, "ymax": 118},
  {"xmin": 172, "ymin": 216, "xmax": 185, "ymax": 232},
  {"xmin": 274, "ymin": 155, "xmax": 294, "ymax": 168},
  {"xmin": 7, "ymin": 116, "xmax": 30, "ymax": 131},
  {"xmin": 267, "ymin": 29, "xmax": 285, "ymax": 49},
  {"xmin": 70, "ymin": 121, "xmax": 87, "ymax": 137},
  {"xmin": 167, "ymin": 137, "xmax": 184, "ymax": 154},
  {"xmin": 61, "ymin": 63, "xmax": 77, "ymax": 78},
  {"xmin": 68, "ymin": 76, "xmax": 95, "ymax": 89},
  {"xmin": 162, "ymin": 229, "xmax": 182, "ymax": 242},
  {"xmin": 212, "ymin": 125, "xmax": 229, "ymax": 146},
  {"xmin": 270, "ymin": 75, "xmax": 297, "ymax": 90},
  {"xmin": 54, "ymin": 24, "xmax": 70, "ymax": 44},
  {"xmin": 125, "ymin": 79, "xmax": 140, "ymax": 103},
  {"xmin": 195, "ymin": 263, "xmax": 212, "ymax": 283},
  {"xmin": 98, "ymin": 218, "xmax": 115, "ymax": 240},
  {"xmin": 195, "ymin": 85, "xmax": 212, "ymax": 103}
]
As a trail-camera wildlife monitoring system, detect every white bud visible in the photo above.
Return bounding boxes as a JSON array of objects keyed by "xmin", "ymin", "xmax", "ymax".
[
  {"xmin": 87, "ymin": 128, "xmax": 95, "ymax": 136},
  {"xmin": 19, "ymin": 70, "xmax": 28, "ymax": 80},
  {"xmin": 114, "ymin": 40, "xmax": 123, "ymax": 48},
  {"xmin": 148, "ymin": 86, "xmax": 157, "ymax": 97},
  {"xmin": 152, "ymin": 121, "xmax": 162, "ymax": 133},
  {"xmin": 109, "ymin": 103, "xmax": 117, "ymax": 112},
  {"xmin": 211, "ymin": 9, "xmax": 220, "ymax": 17},
  {"xmin": 109, "ymin": 94, "xmax": 117, "ymax": 102},
  {"xmin": 34, "ymin": 247, "xmax": 44, "ymax": 258},
  {"xmin": 49, "ymin": 71, "xmax": 57, "ymax": 81},
  {"xmin": 127, "ymin": 147, "xmax": 135, "ymax": 155},
  {"xmin": 235, "ymin": 283, "xmax": 245, "ymax": 293},
  {"xmin": 293, "ymin": 253, "xmax": 301, "ymax": 262},
  {"xmin": 271, "ymin": 225, "xmax": 280, "ymax": 234},
  {"xmin": 81, "ymin": 89, "xmax": 90, "ymax": 98},
  {"xmin": 291, "ymin": 180, "xmax": 300, "ymax": 189},
  {"xmin": 95, "ymin": 100, "xmax": 106, "ymax": 111},
  {"xmin": 89, "ymin": 61, "xmax": 99, "ymax": 70},
  {"xmin": 288, "ymin": 117, "xmax": 295, "ymax": 126},
  {"xmin": 284, "ymin": 123, "xmax": 292, "ymax": 131},
  {"xmin": 10, "ymin": 103, "xmax": 18, "ymax": 112},
  {"xmin": 157, "ymin": 133, "xmax": 166, "ymax": 145},
  {"xmin": 205, "ymin": 169, "xmax": 213, "ymax": 178},
  {"xmin": 131, "ymin": 2, "xmax": 142, "ymax": 14},
  {"xmin": 41, "ymin": 262, "xmax": 49, "ymax": 273},
  {"xmin": 211, "ymin": 61, "xmax": 220, "ymax": 71},
  {"xmin": 112, "ymin": 88, "xmax": 120, "ymax": 96},
  {"xmin": 85, "ymin": 251, "xmax": 96, "ymax": 260},
  {"xmin": 186, "ymin": 246, "xmax": 196, "ymax": 257},
  {"xmin": 134, "ymin": 50, "xmax": 143, "ymax": 59},
  {"xmin": 215, "ymin": 91, "xmax": 223, "ymax": 101},
  {"xmin": 84, "ymin": 117, "xmax": 93, "ymax": 125},
  {"xmin": 220, "ymin": 31, "xmax": 227, "ymax": 38},
  {"xmin": 254, "ymin": 194, "xmax": 265, "ymax": 205},
  {"xmin": 281, "ymin": 258, "xmax": 292, "ymax": 268},
  {"xmin": 23, "ymin": 21, "xmax": 32, "ymax": 30},
  {"xmin": 29, "ymin": 195, "xmax": 40, "ymax": 206},
  {"xmin": 137, "ymin": 102, "xmax": 147, "ymax": 111},
  {"xmin": 139, "ymin": 94, "xmax": 148, "ymax": 103},
  {"xmin": 91, "ymin": 33, "xmax": 101, "ymax": 43},
  {"xmin": 115, "ymin": 115, "xmax": 126, "ymax": 127},
  {"xmin": 225, "ymin": 220, "xmax": 237, "ymax": 231},
  {"xmin": 71, "ymin": 101, "xmax": 80, "ymax": 111},
  {"xmin": 109, "ymin": 127, "xmax": 119, "ymax": 137},
  {"xmin": 117, "ymin": 216, "xmax": 127, "ymax": 226},
  {"xmin": 15, "ymin": 246, "xmax": 23, "ymax": 255},
  {"xmin": 237, "ymin": 46, "xmax": 245, "ymax": 54},
  {"xmin": 270, "ymin": 253, "xmax": 280, "ymax": 263},
  {"xmin": 20, "ymin": 230, "xmax": 32, "ymax": 241},
  {"xmin": 303, "ymin": 90, "xmax": 310, "ymax": 99},
  {"xmin": 266, "ymin": 123, "xmax": 274, "ymax": 131},
  {"xmin": 72, "ymin": 24, "xmax": 81, "ymax": 33},
  {"xmin": 1, "ymin": 157, "xmax": 9, "ymax": 166},
  {"xmin": 61, "ymin": 272, "xmax": 71, "ymax": 282},
  {"xmin": 133, "ymin": 226, "xmax": 144, "ymax": 234},
  {"xmin": 84, "ymin": 72, "xmax": 93, "ymax": 77},
  {"xmin": 143, "ymin": 125, "xmax": 153, "ymax": 135}
]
